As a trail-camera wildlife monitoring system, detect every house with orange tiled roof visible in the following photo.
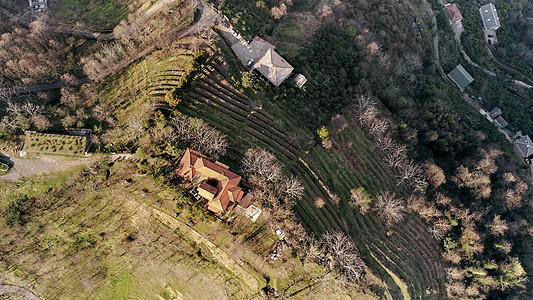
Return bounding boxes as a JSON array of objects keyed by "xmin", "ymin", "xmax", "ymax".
[{"xmin": 177, "ymin": 148, "xmax": 252, "ymax": 214}]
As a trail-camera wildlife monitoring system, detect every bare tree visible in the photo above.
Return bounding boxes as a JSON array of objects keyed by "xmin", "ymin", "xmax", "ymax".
[
  {"xmin": 488, "ymin": 215, "xmax": 508, "ymax": 237},
  {"xmin": 423, "ymin": 162, "xmax": 446, "ymax": 188},
  {"xmin": 428, "ymin": 225, "xmax": 445, "ymax": 240},
  {"xmin": 321, "ymin": 231, "xmax": 365, "ymax": 285},
  {"xmin": 375, "ymin": 191, "xmax": 405, "ymax": 226},
  {"xmin": 242, "ymin": 148, "xmax": 283, "ymax": 183},
  {"xmin": 169, "ymin": 115, "xmax": 227, "ymax": 159},
  {"xmin": 453, "ymin": 165, "xmax": 491, "ymax": 199},
  {"xmin": 349, "ymin": 187, "xmax": 371, "ymax": 215},
  {"xmin": 282, "ymin": 175, "xmax": 305, "ymax": 200}
]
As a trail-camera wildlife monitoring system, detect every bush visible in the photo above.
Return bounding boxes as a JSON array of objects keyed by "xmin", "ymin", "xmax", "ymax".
[{"xmin": 4, "ymin": 195, "xmax": 35, "ymax": 227}]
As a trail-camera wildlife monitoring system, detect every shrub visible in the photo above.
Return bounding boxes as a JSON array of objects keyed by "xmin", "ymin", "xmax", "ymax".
[{"xmin": 4, "ymin": 195, "xmax": 35, "ymax": 227}]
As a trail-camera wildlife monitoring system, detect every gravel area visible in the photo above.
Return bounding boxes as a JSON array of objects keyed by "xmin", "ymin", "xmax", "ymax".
[{"xmin": 0, "ymin": 154, "xmax": 98, "ymax": 181}]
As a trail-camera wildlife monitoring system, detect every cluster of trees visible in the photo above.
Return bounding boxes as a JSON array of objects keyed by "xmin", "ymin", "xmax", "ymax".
[
  {"xmin": 169, "ymin": 115, "xmax": 227, "ymax": 159},
  {"xmin": 82, "ymin": 0, "xmax": 196, "ymax": 81},
  {"xmin": 407, "ymin": 147, "xmax": 531, "ymax": 298},
  {"xmin": 241, "ymin": 147, "xmax": 307, "ymax": 247},
  {"xmin": 351, "ymin": 95, "xmax": 428, "ymax": 193},
  {"xmin": 303, "ymin": 231, "xmax": 366, "ymax": 290},
  {"xmin": 0, "ymin": 19, "xmax": 68, "ymax": 85},
  {"xmin": 0, "ymin": 97, "xmax": 47, "ymax": 136}
]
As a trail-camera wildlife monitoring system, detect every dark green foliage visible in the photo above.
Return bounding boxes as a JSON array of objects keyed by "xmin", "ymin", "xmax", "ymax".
[
  {"xmin": 423, "ymin": 105, "xmax": 466, "ymax": 155},
  {"xmin": 167, "ymin": 51, "xmax": 210, "ymax": 106},
  {"xmin": 268, "ymin": 27, "xmax": 365, "ymax": 129},
  {"xmin": 4, "ymin": 195, "xmax": 35, "ymax": 227}
]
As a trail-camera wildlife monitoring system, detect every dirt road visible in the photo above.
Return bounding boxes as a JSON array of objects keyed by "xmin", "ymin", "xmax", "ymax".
[
  {"xmin": 0, "ymin": 283, "xmax": 41, "ymax": 300},
  {"xmin": 0, "ymin": 154, "xmax": 98, "ymax": 181}
]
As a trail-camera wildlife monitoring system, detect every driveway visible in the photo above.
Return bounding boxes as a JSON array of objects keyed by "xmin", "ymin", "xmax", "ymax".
[{"xmin": 0, "ymin": 154, "xmax": 98, "ymax": 181}]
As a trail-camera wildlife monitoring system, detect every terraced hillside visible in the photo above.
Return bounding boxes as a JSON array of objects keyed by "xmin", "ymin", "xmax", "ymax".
[
  {"xmin": 98, "ymin": 49, "xmax": 195, "ymax": 122},
  {"xmin": 177, "ymin": 52, "xmax": 447, "ymax": 299}
]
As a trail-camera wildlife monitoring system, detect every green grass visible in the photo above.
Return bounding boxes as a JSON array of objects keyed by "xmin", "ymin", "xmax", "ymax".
[
  {"xmin": 98, "ymin": 49, "xmax": 194, "ymax": 123},
  {"xmin": 24, "ymin": 132, "xmax": 86, "ymax": 156},
  {"xmin": 50, "ymin": 0, "xmax": 133, "ymax": 31}
]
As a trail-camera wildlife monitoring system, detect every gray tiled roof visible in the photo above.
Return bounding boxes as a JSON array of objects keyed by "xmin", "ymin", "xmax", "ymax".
[
  {"xmin": 494, "ymin": 116, "xmax": 508, "ymax": 128},
  {"xmin": 515, "ymin": 135, "xmax": 533, "ymax": 158},
  {"xmin": 489, "ymin": 107, "xmax": 502, "ymax": 118},
  {"xmin": 479, "ymin": 3, "xmax": 500, "ymax": 30}
]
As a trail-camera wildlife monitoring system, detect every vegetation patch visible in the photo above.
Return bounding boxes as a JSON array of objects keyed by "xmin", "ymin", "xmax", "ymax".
[
  {"xmin": 24, "ymin": 132, "xmax": 86, "ymax": 156},
  {"xmin": 49, "ymin": 0, "xmax": 133, "ymax": 31}
]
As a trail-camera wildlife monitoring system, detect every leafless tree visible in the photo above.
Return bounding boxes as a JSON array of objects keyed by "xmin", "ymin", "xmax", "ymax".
[
  {"xmin": 321, "ymin": 231, "xmax": 365, "ymax": 284},
  {"xmin": 169, "ymin": 115, "xmax": 227, "ymax": 159},
  {"xmin": 349, "ymin": 187, "xmax": 371, "ymax": 215},
  {"xmin": 375, "ymin": 191, "xmax": 405, "ymax": 227},
  {"xmin": 488, "ymin": 215, "xmax": 509, "ymax": 237},
  {"xmin": 242, "ymin": 148, "xmax": 283, "ymax": 183},
  {"xmin": 367, "ymin": 118, "xmax": 389, "ymax": 137},
  {"xmin": 396, "ymin": 159, "xmax": 427, "ymax": 192},
  {"xmin": 428, "ymin": 224, "xmax": 445, "ymax": 240},
  {"xmin": 453, "ymin": 165, "xmax": 492, "ymax": 199},
  {"xmin": 350, "ymin": 94, "xmax": 376, "ymax": 121},
  {"xmin": 423, "ymin": 162, "xmax": 446, "ymax": 188},
  {"xmin": 281, "ymin": 175, "xmax": 304, "ymax": 200}
]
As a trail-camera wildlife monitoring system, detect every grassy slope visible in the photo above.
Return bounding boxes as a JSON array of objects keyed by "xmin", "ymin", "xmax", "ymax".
[
  {"xmin": 49, "ymin": 0, "xmax": 133, "ymax": 31},
  {"xmin": 0, "ymin": 163, "xmax": 249, "ymax": 299}
]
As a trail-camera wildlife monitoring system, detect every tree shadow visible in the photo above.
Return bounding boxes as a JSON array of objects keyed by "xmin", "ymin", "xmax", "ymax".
[{"xmin": 0, "ymin": 153, "xmax": 14, "ymax": 169}]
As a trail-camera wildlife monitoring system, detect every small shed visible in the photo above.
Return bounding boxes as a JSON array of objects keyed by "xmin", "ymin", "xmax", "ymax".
[
  {"xmin": 494, "ymin": 116, "xmax": 508, "ymax": 128},
  {"xmin": 448, "ymin": 64, "xmax": 474, "ymax": 91},
  {"xmin": 489, "ymin": 107, "xmax": 502, "ymax": 118},
  {"xmin": 294, "ymin": 74, "xmax": 307, "ymax": 88},
  {"xmin": 29, "ymin": 0, "xmax": 47, "ymax": 11}
]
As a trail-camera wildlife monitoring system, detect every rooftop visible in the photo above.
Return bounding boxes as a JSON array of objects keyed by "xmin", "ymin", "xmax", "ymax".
[
  {"xmin": 479, "ymin": 3, "xmax": 500, "ymax": 30},
  {"xmin": 515, "ymin": 135, "xmax": 533, "ymax": 158},
  {"xmin": 494, "ymin": 116, "xmax": 508, "ymax": 128},
  {"xmin": 176, "ymin": 148, "xmax": 250, "ymax": 214},
  {"xmin": 254, "ymin": 48, "xmax": 294, "ymax": 87},
  {"xmin": 230, "ymin": 35, "xmax": 294, "ymax": 87},
  {"xmin": 447, "ymin": 64, "xmax": 474, "ymax": 90},
  {"xmin": 489, "ymin": 107, "xmax": 502, "ymax": 118},
  {"xmin": 444, "ymin": 3, "xmax": 463, "ymax": 24}
]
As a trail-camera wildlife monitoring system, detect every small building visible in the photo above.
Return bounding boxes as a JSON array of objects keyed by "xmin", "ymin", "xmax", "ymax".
[
  {"xmin": 176, "ymin": 148, "xmax": 252, "ymax": 214},
  {"xmin": 29, "ymin": 0, "xmax": 47, "ymax": 11},
  {"xmin": 494, "ymin": 116, "xmax": 508, "ymax": 128},
  {"xmin": 254, "ymin": 48, "xmax": 294, "ymax": 87},
  {"xmin": 479, "ymin": 3, "xmax": 501, "ymax": 31},
  {"xmin": 229, "ymin": 35, "xmax": 294, "ymax": 87},
  {"xmin": 515, "ymin": 135, "xmax": 533, "ymax": 161},
  {"xmin": 447, "ymin": 64, "xmax": 474, "ymax": 91},
  {"xmin": 294, "ymin": 74, "xmax": 307, "ymax": 88},
  {"xmin": 489, "ymin": 107, "xmax": 502, "ymax": 118},
  {"xmin": 444, "ymin": 3, "xmax": 463, "ymax": 24}
]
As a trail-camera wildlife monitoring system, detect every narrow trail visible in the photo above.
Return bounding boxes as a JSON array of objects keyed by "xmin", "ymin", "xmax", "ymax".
[{"xmin": 0, "ymin": 283, "xmax": 41, "ymax": 300}]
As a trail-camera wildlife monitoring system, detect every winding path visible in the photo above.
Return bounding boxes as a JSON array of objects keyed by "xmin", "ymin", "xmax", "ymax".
[{"xmin": 0, "ymin": 283, "xmax": 41, "ymax": 300}]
